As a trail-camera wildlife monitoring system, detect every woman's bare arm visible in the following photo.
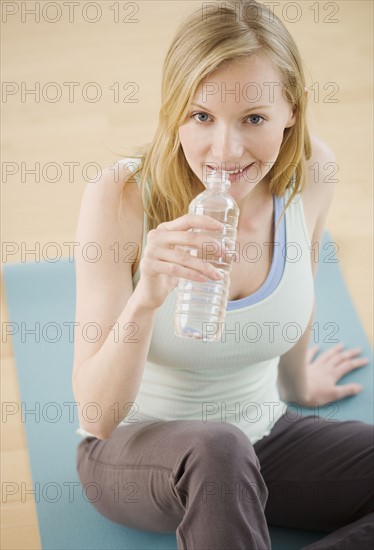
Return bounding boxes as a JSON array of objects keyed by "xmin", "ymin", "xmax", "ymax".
[{"xmin": 72, "ymin": 164, "xmax": 158, "ymax": 439}]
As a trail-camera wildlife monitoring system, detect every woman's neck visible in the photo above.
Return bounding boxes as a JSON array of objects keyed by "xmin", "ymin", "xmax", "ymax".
[{"xmin": 237, "ymin": 182, "xmax": 274, "ymax": 233}]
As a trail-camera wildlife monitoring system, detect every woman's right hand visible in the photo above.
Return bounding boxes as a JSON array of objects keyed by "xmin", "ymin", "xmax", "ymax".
[{"xmin": 136, "ymin": 213, "xmax": 226, "ymax": 310}]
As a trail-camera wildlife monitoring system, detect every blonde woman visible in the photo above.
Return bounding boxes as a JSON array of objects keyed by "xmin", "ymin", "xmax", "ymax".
[{"xmin": 73, "ymin": 1, "xmax": 373, "ymax": 548}]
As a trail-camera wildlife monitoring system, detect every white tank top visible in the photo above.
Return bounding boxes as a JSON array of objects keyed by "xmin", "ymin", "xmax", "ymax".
[{"xmin": 76, "ymin": 157, "xmax": 314, "ymax": 443}]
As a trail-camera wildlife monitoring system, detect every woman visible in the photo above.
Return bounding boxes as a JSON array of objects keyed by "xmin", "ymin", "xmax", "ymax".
[{"xmin": 73, "ymin": 1, "xmax": 373, "ymax": 548}]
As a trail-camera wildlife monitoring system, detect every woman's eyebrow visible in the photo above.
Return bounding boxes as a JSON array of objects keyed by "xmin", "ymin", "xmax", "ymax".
[{"xmin": 190, "ymin": 103, "xmax": 272, "ymax": 113}]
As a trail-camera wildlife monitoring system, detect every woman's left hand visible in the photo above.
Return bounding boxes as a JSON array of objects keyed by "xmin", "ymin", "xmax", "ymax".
[{"xmin": 302, "ymin": 343, "xmax": 370, "ymax": 407}]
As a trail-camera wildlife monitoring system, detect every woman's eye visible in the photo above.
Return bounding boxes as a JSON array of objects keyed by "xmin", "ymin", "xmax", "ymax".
[
  {"xmin": 191, "ymin": 112, "xmax": 265, "ymax": 125},
  {"xmin": 248, "ymin": 115, "xmax": 264, "ymax": 125},
  {"xmin": 192, "ymin": 112, "xmax": 211, "ymax": 123}
]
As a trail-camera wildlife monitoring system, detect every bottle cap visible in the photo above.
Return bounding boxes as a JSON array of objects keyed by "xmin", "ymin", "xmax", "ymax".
[
  {"xmin": 205, "ymin": 170, "xmax": 231, "ymax": 187},
  {"xmin": 221, "ymin": 170, "xmax": 230, "ymax": 184}
]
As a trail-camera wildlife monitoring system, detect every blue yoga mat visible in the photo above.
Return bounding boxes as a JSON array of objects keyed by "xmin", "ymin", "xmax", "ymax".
[{"xmin": 2, "ymin": 230, "xmax": 373, "ymax": 550}]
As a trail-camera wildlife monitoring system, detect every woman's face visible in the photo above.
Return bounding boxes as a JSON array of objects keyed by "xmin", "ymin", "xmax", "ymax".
[{"xmin": 178, "ymin": 54, "xmax": 296, "ymax": 206}]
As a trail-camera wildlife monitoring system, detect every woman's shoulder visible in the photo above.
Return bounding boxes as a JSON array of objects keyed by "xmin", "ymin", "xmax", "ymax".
[
  {"xmin": 80, "ymin": 157, "xmax": 144, "ymax": 246},
  {"xmin": 304, "ymin": 135, "xmax": 337, "ymax": 185},
  {"xmin": 306, "ymin": 135, "xmax": 336, "ymax": 172},
  {"xmin": 302, "ymin": 134, "xmax": 337, "ymax": 240},
  {"xmin": 83, "ymin": 157, "xmax": 142, "ymax": 201},
  {"xmin": 117, "ymin": 156, "xmax": 143, "ymax": 176},
  {"xmin": 115, "ymin": 156, "xmax": 144, "ymax": 218}
]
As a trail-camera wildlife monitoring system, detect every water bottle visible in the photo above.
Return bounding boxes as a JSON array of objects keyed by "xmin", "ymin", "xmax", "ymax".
[{"xmin": 174, "ymin": 170, "xmax": 239, "ymax": 342}]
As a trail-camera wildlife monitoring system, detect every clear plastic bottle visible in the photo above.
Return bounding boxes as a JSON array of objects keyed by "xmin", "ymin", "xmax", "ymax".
[{"xmin": 174, "ymin": 170, "xmax": 239, "ymax": 342}]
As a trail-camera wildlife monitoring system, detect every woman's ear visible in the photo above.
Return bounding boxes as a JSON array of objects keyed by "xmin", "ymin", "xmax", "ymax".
[
  {"xmin": 285, "ymin": 107, "xmax": 297, "ymax": 129},
  {"xmin": 285, "ymin": 87, "xmax": 307, "ymax": 128}
]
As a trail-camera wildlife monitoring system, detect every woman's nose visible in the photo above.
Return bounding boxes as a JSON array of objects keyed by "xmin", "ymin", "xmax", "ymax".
[{"xmin": 209, "ymin": 125, "xmax": 245, "ymax": 163}]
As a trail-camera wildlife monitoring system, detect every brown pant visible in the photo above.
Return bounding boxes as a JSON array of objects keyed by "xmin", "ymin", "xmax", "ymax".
[{"xmin": 76, "ymin": 409, "xmax": 374, "ymax": 549}]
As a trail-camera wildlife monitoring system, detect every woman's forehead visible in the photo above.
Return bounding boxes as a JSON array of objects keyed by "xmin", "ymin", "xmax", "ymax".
[{"xmin": 192, "ymin": 58, "xmax": 286, "ymax": 108}]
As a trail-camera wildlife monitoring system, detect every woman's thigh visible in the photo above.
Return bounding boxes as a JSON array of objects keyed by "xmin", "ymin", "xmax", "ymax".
[
  {"xmin": 76, "ymin": 418, "xmax": 261, "ymax": 533},
  {"xmin": 253, "ymin": 408, "xmax": 374, "ymax": 532}
]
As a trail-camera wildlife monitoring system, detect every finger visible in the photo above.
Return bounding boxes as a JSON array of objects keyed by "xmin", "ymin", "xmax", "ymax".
[
  {"xmin": 332, "ymin": 348, "xmax": 370, "ymax": 368},
  {"xmin": 158, "ymin": 214, "xmax": 224, "ymax": 232},
  {"xmin": 337, "ymin": 347, "xmax": 368, "ymax": 360},
  {"xmin": 145, "ymin": 258, "xmax": 217, "ymax": 282},
  {"xmin": 334, "ymin": 383, "xmax": 363, "ymax": 401},
  {"xmin": 317, "ymin": 343, "xmax": 345, "ymax": 360},
  {"xmin": 156, "ymin": 230, "xmax": 224, "ymax": 257},
  {"xmin": 336, "ymin": 357, "xmax": 370, "ymax": 378},
  {"xmin": 149, "ymin": 242, "xmax": 224, "ymax": 278},
  {"xmin": 162, "ymin": 248, "xmax": 224, "ymax": 280},
  {"xmin": 312, "ymin": 343, "xmax": 345, "ymax": 367}
]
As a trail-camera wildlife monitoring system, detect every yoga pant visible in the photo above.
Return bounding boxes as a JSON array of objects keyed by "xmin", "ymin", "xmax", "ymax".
[{"xmin": 76, "ymin": 408, "xmax": 374, "ymax": 549}]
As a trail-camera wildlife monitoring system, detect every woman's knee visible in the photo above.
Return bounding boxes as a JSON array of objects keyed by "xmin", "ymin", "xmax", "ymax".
[
  {"xmin": 171, "ymin": 421, "xmax": 268, "ymax": 509},
  {"xmin": 196, "ymin": 420, "xmax": 256, "ymax": 452},
  {"xmin": 178, "ymin": 421, "xmax": 261, "ymax": 476}
]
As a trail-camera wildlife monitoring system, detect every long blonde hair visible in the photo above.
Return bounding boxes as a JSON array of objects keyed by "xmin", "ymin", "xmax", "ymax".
[{"xmin": 119, "ymin": 0, "xmax": 312, "ymax": 233}]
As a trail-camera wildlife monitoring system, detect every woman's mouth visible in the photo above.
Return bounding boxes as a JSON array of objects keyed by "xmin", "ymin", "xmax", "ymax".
[{"xmin": 207, "ymin": 163, "xmax": 255, "ymax": 182}]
